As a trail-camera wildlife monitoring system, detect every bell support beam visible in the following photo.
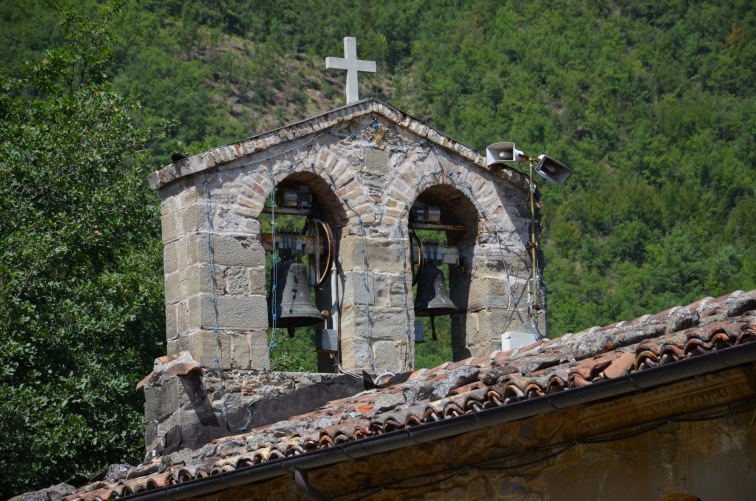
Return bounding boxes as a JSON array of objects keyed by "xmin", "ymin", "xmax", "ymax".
[
  {"xmin": 261, "ymin": 233, "xmax": 318, "ymax": 254},
  {"xmin": 260, "ymin": 233, "xmax": 459, "ymax": 265}
]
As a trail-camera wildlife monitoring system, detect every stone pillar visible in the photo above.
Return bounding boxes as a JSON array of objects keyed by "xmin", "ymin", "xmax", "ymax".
[
  {"xmin": 338, "ymin": 234, "xmax": 414, "ymax": 373},
  {"xmin": 464, "ymin": 233, "xmax": 538, "ymax": 357},
  {"xmin": 160, "ymin": 179, "xmax": 270, "ymax": 371}
]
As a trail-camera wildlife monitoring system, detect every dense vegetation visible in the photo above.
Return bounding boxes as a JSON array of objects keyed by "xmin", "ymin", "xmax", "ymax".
[
  {"xmin": 1, "ymin": 0, "xmax": 753, "ymax": 496},
  {"xmin": 0, "ymin": 2, "xmax": 165, "ymax": 497}
]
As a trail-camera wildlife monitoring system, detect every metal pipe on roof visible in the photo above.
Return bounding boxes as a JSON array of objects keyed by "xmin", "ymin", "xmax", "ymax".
[{"xmin": 123, "ymin": 341, "xmax": 756, "ymax": 501}]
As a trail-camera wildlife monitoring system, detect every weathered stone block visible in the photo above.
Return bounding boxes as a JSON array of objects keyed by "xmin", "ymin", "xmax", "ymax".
[
  {"xmin": 467, "ymin": 278, "xmax": 519, "ymax": 311},
  {"xmin": 339, "ymin": 236, "xmax": 407, "ymax": 273},
  {"xmin": 215, "ymin": 206, "xmax": 262, "ymax": 235},
  {"xmin": 198, "ymin": 293, "xmax": 268, "ymax": 331},
  {"xmin": 192, "ymin": 233, "xmax": 266, "ymax": 268},
  {"xmin": 341, "ymin": 271, "xmax": 376, "ymax": 306},
  {"xmin": 230, "ymin": 330, "xmax": 271, "ymax": 370},
  {"xmin": 175, "ymin": 296, "xmax": 197, "ymax": 337},
  {"xmin": 340, "ymin": 337, "xmax": 371, "ymax": 371},
  {"xmin": 165, "ymin": 303, "xmax": 178, "ymax": 341},
  {"xmin": 180, "ymin": 203, "xmax": 210, "ymax": 236},
  {"xmin": 164, "ymin": 264, "xmax": 211, "ymax": 305},
  {"xmin": 158, "ymin": 178, "xmax": 189, "ymax": 215},
  {"xmin": 371, "ymin": 339, "xmax": 412, "ymax": 372},
  {"xmin": 467, "ymin": 309, "xmax": 520, "ymax": 346},
  {"xmin": 373, "ymin": 272, "xmax": 412, "ymax": 308},
  {"xmin": 176, "ymin": 292, "xmax": 268, "ymax": 336},
  {"xmin": 247, "ymin": 266, "xmax": 267, "ymax": 295},
  {"xmin": 472, "ymin": 244, "xmax": 530, "ymax": 279},
  {"xmin": 163, "ymin": 240, "xmax": 180, "ymax": 275},
  {"xmin": 222, "ymin": 266, "xmax": 250, "ymax": 295},
  {"xmin": 143, "ymin": 375, "xmax": 203, "ymax": 423},
  {"xmin": 167, "ymin": 330, "xmax": 228, "ymax": 368},
  {"xmin": 340, "ymin": 305, "xmax": 413, "ymax": 343},
  {"xmin": 168, "ymin": 329, "xmax": 270, "ymax": 370},
  {"xmin": 157, "ymin": 408, "xmax": 224, "ymax": 453},
  {"xmin": 160, "ymin": 211, "xmax": 180, "ymax": 244}
]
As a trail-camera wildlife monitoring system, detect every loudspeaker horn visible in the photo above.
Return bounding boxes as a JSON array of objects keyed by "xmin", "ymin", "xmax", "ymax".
[
  {"xmin": 486, "ymin": 142, "xmax": 525, "ymax": 166},
  {"xmin": 534, "ymin": 155, "xmax": 572, "ymax": 186}
]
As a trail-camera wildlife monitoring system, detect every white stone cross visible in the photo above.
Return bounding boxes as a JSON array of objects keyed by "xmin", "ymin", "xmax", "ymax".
[{"xmin": 325, "ymin": 37, "xmax": 376, "ymax": 105}]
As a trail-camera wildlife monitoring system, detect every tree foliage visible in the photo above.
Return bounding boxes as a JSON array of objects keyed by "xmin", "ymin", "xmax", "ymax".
[
  {"xmin": 1, "ymin": 0, "xmax": 755, "ymax": 495},
  {"xmin": 0, "ymin": 3, "xmax": 164, "ymax": 497}
]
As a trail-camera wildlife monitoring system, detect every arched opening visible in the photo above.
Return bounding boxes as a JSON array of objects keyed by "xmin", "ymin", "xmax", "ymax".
[
  {"xmin": 410, "ymin": 185, "xmax": 477, "ymax": 368},
  {"xmin": 259, "ymin": 172, "xmax": 347, "ymax": 373}
]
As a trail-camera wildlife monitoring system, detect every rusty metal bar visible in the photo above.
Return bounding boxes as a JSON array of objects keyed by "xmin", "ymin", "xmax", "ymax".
[
  {"xmin": 260, "ymin": 233, "xmax": 460, "ymax": 265},
  {"xmin": 409, "ymin": 222, "xmax": 468, "ymax": 232}
]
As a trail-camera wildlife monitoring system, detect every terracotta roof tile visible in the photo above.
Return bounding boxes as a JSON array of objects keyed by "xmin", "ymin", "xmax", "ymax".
[{"xmin": 60, "ymin": 290, "xmax": 756, "ymax": 500}]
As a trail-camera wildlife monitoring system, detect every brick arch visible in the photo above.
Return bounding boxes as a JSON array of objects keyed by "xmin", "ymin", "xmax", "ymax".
[
  {"xmin": 406, "ymin": 183, "xmax": 480, "ymax": 243},
  {"xmin": 319, "ymin": 157, "xmax": 375, "ymax": 232},
  {"xmin": 235, "ymin": 149, "xmax": 373, "ymax": 229},
  {"xmin": 268, "ymin": 171, "xmax": 349, "ymax": 228},
  {"xmin": 384, "ymin": 163, "xmax": 505, "ymax": 237}
]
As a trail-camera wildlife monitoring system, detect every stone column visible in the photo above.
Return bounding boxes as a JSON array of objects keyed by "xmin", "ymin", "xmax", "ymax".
[
  {"xmin": 338, "ymin": 234, "xmax": 414, "ymax": 373},
  {"xmin": 464, "ymin": 233, "xmax": 537, "ymax": 356},
  {"xmin": 161, "ymin": 179, "xmax": 270, "ymax": 370}
]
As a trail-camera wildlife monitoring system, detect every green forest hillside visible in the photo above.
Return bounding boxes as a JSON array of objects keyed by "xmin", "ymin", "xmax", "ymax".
[{"xmin": 1, "ymin": 0, "xmax": 754, "ymax": 496}]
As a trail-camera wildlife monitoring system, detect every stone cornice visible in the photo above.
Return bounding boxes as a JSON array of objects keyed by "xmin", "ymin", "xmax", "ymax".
[{"xmin": 148, "ymin": 99, "xmax": 525, "ymax": 191}]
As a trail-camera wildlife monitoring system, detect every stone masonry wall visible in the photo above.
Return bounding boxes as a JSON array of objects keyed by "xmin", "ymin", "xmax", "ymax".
[
  {"xmin": 141, "ymin": 353, "xmax": 364, "ymax": 455},
  {"xmin": 154, "ymin": 100, "xmax": 539, "ymax": 374}
]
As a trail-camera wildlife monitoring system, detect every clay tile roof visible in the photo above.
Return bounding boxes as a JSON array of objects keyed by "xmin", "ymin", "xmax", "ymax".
[{"xmin": 61, "ymin": 289, "xmax": 756, "ymax": 500}]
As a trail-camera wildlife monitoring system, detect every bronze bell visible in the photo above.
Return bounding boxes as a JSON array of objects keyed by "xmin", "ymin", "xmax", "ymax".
[
  {"xmin": 414, "ymin": 263, "xmax": 458, "ymax": 341},
  {"xmin": 271, "ymin": 260, "xmax": 323, "ymax": 337}
]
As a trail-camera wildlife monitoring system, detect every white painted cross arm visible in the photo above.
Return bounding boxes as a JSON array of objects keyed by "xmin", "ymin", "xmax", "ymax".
[{"xmin": 325, "ymin": 37, "xmax": 376, "ymax": 105}]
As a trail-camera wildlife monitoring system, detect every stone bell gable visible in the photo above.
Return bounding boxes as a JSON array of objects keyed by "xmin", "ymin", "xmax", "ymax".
[{"xmin": 150, "ymin": 98, "xmax": 542, "ymax": 376}]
